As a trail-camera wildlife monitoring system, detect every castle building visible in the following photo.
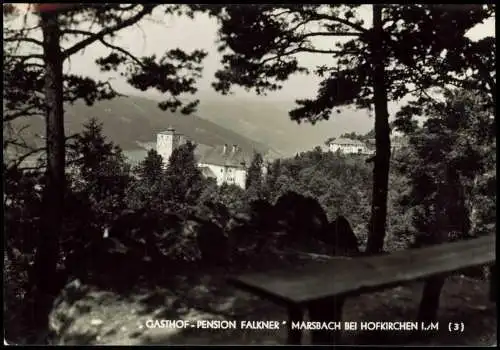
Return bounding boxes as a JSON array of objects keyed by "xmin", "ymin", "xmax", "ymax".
[
  {"xmin": 156, "ymin": 127, "xmax": 253, "ymax": 189},
  {"xmin": 327, "ymin": 138, "xmax": 374, "ymax": 155},
  {"xmin": 156, "ymin": 127, "xmax": 185, "ymax": 164}
]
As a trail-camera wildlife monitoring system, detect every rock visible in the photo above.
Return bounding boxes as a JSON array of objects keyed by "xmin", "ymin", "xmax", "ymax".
[
  {"xmin": 274, "ymin": 191, "xmax": 328, "ymax": 240},
  {"xmin": 130, "ymin": 330, "xmax": 143, "ymax": 339},
  {"xmin": 90, "ymin": 319, "xmax": 103, "ymax": 327},
  {"xmin": 319, "ymin": 216, "xmax": 360, "ymax": 255},
  {"xmin": 196, "ymin": 219, "xmax": 230, "ymax": 265}
]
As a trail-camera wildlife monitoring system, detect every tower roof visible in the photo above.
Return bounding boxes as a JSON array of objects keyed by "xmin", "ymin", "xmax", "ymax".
[{"xmin": 158, "ymin": 126, "xmax": 178, "ymax": 135}]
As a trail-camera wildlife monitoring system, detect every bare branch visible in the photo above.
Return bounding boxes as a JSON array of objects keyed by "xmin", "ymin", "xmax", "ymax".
[
  {"xmin": 62, "ymin": 5, "xmax": 156, "ymax": 59},
  {"xmin": 299, "ymin": 47, "xmax": 347, "ymax": 54},
  {"xmin": 8, "ymin": 54, "xmax": 45, "ymax": 64},
  {"xmin": 13, "ymin": 5, "xmax": 34, "ymax": 55},
  {"xmin": 4, "ymin": 138, "xmax": 36, "ymax": 151},
  {"xmin": 62, "ymin": 29, "xmax": 146, "ymax": 68},
  {"xmin": 99, "ymin": 38, "xmax": 145, "ymax": 67},
  {"xmin": 300, "ymin": 31, "xmax": 361, "ymax": 39},
  {"xmin": 302, "ymin": 11, "xmax": 368, "ymax": 34},
  {"xmin": 272, "ymin": 9, "xmax": 295, "ymax": 18},
  {"xmin": 118, "ymin": 4, "xmax": 138, "ymax": 11},
  {"xmin": 61, "ymin": 28, "xmax": 93, "ymax": 36},
  {"xmin": 8, "ymin": 146, "xmax": 46, "ymax": 170},
  {"xmin": 4, "ymin": 37, "xmax": 44, "ymax": 46},
  {"xmin": 386, "ymin": 4, "xmax": 492, "ymax": 12},
  {"xmin": 3, "ymin": 108, "xmax": 45, "ymax": 123},
  {"xmin": 24, "ymin": 62, "xmax": 46, "ymax": 69},
  {"xmin": 259, "ymin": 45, "xmax": 354, "ymax": 66}
]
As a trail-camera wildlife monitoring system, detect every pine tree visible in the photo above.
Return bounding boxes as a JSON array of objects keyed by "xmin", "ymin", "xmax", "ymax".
[
  {"xmin": 68, "ymin": 118, "xmax": 131, "ymax": 229},
  {"xmin": 263, "ymin": 159, "xmax": 281, "ymax": 202},
  {"xmin": 135, "ymin": 149, "xmax": 164, "ymax": 185},
  {"xmin": 245, "ymin": 152, "xmax": 264, "ymax": 200},
  {"xmin": 4, "ymin": 4, "xmax": 208, "ymax": 329},
  {"xmin": 164, "ymin": 141, "xmax": 204, "ymax": 213},
  {"xmin": 129, "ymin": 149, "xmax": 168, "ymax": 212}
]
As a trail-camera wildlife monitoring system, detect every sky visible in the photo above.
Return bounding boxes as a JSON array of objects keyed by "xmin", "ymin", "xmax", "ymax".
[{"xmin": 6, "ymin": 4, "xmax": 496, "ymax": 112}]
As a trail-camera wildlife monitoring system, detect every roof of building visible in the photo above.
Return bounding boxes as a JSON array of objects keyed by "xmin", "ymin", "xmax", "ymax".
[
  {"xmin": 197, "ymin": 145, "xmax": 253, "ymax": 168},
  {"xmin": 124, "ymin": 143, "xmax": 254, "ymax": 169},
  {"xmin": 157, "ymin": 126, "xmax": 177, "ymax": 135},
  {"xmin": 329, "ymin": 138, "xmax": 367, "ymax": 146},
  {"xmin": 199, "ymin": 166, "xmax": 217, "ymax": 178},
  {"xmin": 124, "ymin": 149, "xmax": 148, "ymax": 165}
]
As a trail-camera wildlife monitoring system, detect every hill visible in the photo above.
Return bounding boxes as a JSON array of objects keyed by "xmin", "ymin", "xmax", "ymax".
[
  {"xmin": 5, "ymin": 95, "xmax": 280, "ymax": 164},
  {"xmin": 195, "ymin": 96, "xmax": 374, "ymax": 156},
  {"xmin": 5, "ymin": 94, "xmax": 375, "ymax": 165}
]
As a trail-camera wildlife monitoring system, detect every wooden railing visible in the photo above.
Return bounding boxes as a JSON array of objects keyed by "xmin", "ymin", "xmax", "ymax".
[{"xmin": 228, "ymin": 235, "xmax": 496, "ymax": 345}]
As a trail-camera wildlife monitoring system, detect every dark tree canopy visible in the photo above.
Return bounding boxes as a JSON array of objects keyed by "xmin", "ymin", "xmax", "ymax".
[
  {"xmin": 165, "ymin": 141, "xmax": 204, "ymax": 210},
  {"xmin": 3, "ymin": 3, "xmax": 210, "ymax": 332},
  {"xmin": 3, "ymin": 4, "xmax": 209, "ymax": 168},
  {"xmin": 194, "ymin": 4, "xmax": 494, "ymax": 254},
  {"xmin": 394, "ymin": 89, "xmax": 494, "ymax": 243},
  {"xmin": 245, "ymin": 152, "xmax": 264, "ymax": 195},
  {"xmin": 196, "ymin": 4, "xmax": 494, "ymax": 123}
]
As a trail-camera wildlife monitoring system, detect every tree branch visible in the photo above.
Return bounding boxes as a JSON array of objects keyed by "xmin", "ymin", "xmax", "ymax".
[
  {"xmin": 300, "ymin": 31, "xmax": 361, "ymax": 39},
  {"xmin": 302, "ymin": 11, "xmax": 368, "ymax": 34},
  {"xmin": 62, "ymin": 4, "xmax": 156, "ymax": 59},
  {"xmin": 24, "ymin": 62, "xmax": 46, "ymax": 69},
  {"xmin": 3, "ymin": 108, "xmax": 45, "ymax": 123},
  {"xmin": 8, "ymin": 146, "xmax": 46, "ymax": 170},
  {"xmin": 272, "ymin": 8, "xmax": 295, "ymax": 18},
  {"xmin": 4, "ymin": 37, "xmax": 44, "ymax": 46},
  {"xmin": 297, "ymin": 47, "xmax": 348, "ymax": 55},
  {"xmin": 100, "ymin": 39, "xmax": 145, "ymax": 67},
  {"xmin": 259, "ymin": 46, "xmax": 355, "ymax": 66},
  {"xmin": 387, "ymin": 4, "xmax": 492, "ymax": 12},
  {"xmin": 464, "ymin": 50, "xmax": 496, "ymax": 105},
  {"xmin": 62, "ymin": 28, "xmax": 146, "ymax": 67},
  {"xmin": 8, "ymin": 54, "xmax": 45, "ymax": 63}
]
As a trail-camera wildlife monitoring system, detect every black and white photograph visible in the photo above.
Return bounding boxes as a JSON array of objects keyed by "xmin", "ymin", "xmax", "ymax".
[{"xmin": 3, "ymin": 3, "xmax": 496, "ymax": 346}]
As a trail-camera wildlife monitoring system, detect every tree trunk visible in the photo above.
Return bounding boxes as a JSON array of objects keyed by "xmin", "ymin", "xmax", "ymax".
[
  {"xmin": 417, "ymin": 167, "xmax": 454, "ymax": 322},
  {"xmin": 30, "ymin": 9, "xmax": 65, "ymax": 332},
  {"xmin": 366, "ymin": 4, "xmax": 391, "ymax": 254},
  {"xmin": 418, "ymin": 274, "xmax": 445, "ymax": 322}
]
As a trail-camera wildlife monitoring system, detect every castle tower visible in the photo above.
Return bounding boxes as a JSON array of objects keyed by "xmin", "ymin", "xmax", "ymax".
[{"xmin": 157, "ymin": 127, "xmax": 182, "ymax": 167}]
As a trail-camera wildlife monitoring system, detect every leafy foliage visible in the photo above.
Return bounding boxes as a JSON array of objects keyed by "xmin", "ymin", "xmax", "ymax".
[{"xmin": 393, "ymin": 89, "xmax": 495, "ymax": 246}]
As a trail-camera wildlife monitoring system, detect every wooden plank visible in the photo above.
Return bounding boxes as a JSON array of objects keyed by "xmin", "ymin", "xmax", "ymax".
[
  {"xmin": 490, "ymin": 264, "xmax": 496, "ymax": 302},
  {"xmin": 286, "ymin": 305, "xmax": 304, "ymax": 345},
  {"xmin": 308, "ymin": 296, "xmax": 344, "ymax": 345},
  {"xmin": 228, "ymin": 235, "xmax": 495, "ymax": 306}
]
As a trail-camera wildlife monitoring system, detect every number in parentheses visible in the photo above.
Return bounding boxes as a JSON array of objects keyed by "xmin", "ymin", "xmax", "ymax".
[{"xmin": 448, "ymin": 322, "xmax": 464, "ymax": 333}]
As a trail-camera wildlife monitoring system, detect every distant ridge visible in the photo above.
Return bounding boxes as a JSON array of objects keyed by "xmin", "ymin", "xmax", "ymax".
[
  {"xmin": 5, "ymin": 95, "xmax": 280, "ymax": 164},
  {"xmin": 5, "ymin": 93, "xmax": 375, "ymax": 165}
]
